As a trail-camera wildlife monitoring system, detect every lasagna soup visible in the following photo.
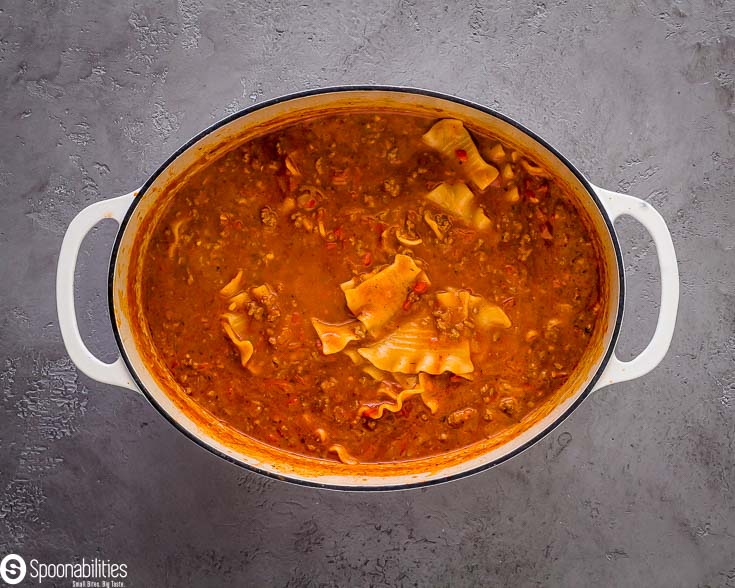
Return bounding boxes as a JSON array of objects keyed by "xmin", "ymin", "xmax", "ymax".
[{"xmin": 138, "ymin": 113, "xmax": 602, "ymax": 464}]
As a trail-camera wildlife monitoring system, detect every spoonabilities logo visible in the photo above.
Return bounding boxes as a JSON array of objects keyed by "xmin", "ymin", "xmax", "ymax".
[{"xmin": 0, "ymin": 554, "xmax": 26, "ymax": 585}]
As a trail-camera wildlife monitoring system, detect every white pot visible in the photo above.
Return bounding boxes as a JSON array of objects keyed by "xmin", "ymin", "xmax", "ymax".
[{"xmin": 56, "ymin": 87, "xmax": 679, "ymax": 490}]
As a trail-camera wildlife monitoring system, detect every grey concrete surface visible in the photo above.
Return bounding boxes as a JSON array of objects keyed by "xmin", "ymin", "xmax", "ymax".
[{"xmin": 1, "ymin": 0, "xmax": 733, "ymax": 586}]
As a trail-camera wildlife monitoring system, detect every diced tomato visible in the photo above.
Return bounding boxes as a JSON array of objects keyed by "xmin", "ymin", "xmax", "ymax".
[
  {"xmin": 363, "ymin": 407, "xmax": 379, "ymax": 419},
  {"xmin": 413, "ymin": 281, "xmax": 429, "ymax": 294},
  {"xmin": 326, "ymin": 242, "xmax": 338, "ymax": 250},
  {"xmin": 455, "ymin": 149, "xmax": 468, "ymax": 162},
  {"xmin": 306, "ymin": 198, "xmax": 316, "ymax": 209},
  {"xmin": 402, "ymin": 299, "xmax": 413, "ymax": 311},
  {"xmin": 362, "ymin": 252, "xmax": 373, "ymax": 266},
  {"xmin": 264, "ymin": 378, "xmax": 292, "ymax": 392}
]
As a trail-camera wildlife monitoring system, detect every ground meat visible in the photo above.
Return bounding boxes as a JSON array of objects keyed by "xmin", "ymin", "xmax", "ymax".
[
  {"xmin": 319, "ymin": 377, "xmax": 337, "ymax": 392},
  {"xmin": 383, "ymin": 178, "xmax": 401, "ymax": 197},
  {"xmin": 432, "ymin": 308, "xmax": 462, "ymax": 339},
  {"xmin": 435, "ymin": 213, "xmax": 452, "ymax": 233},
  {"xmin": 447, "ymin": 407, "xmax": 477, "ymax": 428},
  {"xmin": 260, "ymin": 206, "xmax": 277, "ymax": 227},
  {"xmin": 246, "ymin": 301, "xmax": 266, "ymax": 321},
  {"xmin": 498, "ymin": 397, "xmax": 518, "ymax": 416}
]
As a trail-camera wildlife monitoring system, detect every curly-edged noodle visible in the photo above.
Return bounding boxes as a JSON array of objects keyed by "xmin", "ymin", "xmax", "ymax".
[
  {"xmin": 423, "ymin": 211, "xmax": 444, "ymax": 240},
  {"xmin": 486, "ymin": 143, "xmax": 506, "ymax": 164},
  {"xmin": 220, "ymin": 270, "xmax": 244, "ymax": 298},
  {"xmin": 341, "ymin": 254, "xmax": 429, "ymax": 336},
  {"xmin": 417, "ymin": 373, "xmax": 439, "ymax": 414},
  {"xmin": 520, "ymin": 159, "xmax": 551, "ymax": 177},
  {"xmin": 436, "ymin": 288, "xmax": 474, "ymax": 321},
  {"xmin": 363, "ymin": 365, "xmax": 390, "ymax": 382},
  {"xmin": 426, "ymin": 182, "xmax": 491, "ymax": 230},
  {"xmin": 474, "ymin": 300, "xmax": 511, "ymax": 329},
  {"xmin": 284, "ymin": 154, "xmax": 301, "ymax": 176},
  {"xmin": 359, "ymin": 373, "xmax": 438, "ymax": 419},
  {"xmin": 221, "ymin": 311, "xmax": 249, "ymax": 339},
  {"xmin": 329, "ymin": 444, "xmax": 359, "ymax": 465},
  {"xmin": 226, "ymin": 291, "xmax": 250, "ymax": 311},
  {"xmin": 222, "ymin": 321, "xmax": 254, "ymax": 367},
  {"xmin": 436, "ymin": 288, "xmax": 511, "ymax": 329},
  {"xmin": 395, "ymin": 229, "xmax": 422, "ymax": 246},
  {"xmin": 359, "ymin": 387, "xmax": 425, "ymax": 419},
  {"xmin": 342, "ymin": 348, "xmax": 393, "ymax": 382},
  {"xmin": 310, "ymin": 318, "xmax": 362, "ymax": 355},
  {"xmin": 167, "ymin": 217, "xmax": 189, "ymax": 260},
  {"xmin": 251, "ymin": 283, "xmax": 276, "ymax": 302},
  {"xmin": 358, "ymin": 316, "xmax": 474, "ymax": 375},
  {"xmin": 342, "ymin": 348, "xmax": 363, "ymax": 365},
  {"xmin": 422, "ymin": 119, "xmax": 499, "ymax": 190},
  {"xmin": 392, "ymin": 373, "xmax": 418, "ymax": 390}
]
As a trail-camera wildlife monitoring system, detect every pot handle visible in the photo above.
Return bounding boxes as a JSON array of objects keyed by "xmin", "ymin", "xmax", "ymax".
[
  {"xmin": 56, "ymin": 191, "xmax": 140, "ymax": 392},
  {"xmin": 591, "ymin": 185, "xmax": 679, "ymax": 391}
]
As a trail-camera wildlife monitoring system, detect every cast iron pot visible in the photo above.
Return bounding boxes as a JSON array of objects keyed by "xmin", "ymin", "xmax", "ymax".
[{"xmin": 56, "ymin": 87, "xmax": 679, "ymax": 490}]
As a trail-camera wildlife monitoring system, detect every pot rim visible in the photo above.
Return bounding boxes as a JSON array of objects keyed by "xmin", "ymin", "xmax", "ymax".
[{"xmin": 108, "ymin": 85, "xmax": 625, "ymax": 491}]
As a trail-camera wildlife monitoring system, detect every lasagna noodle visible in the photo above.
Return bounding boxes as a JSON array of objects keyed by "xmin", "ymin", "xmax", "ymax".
[
  {"xmin": 435, "ymin": 288, "xmax": 511, "ymax": 329},
  {"xmin": 422, "ymin": 119, "xmax": 499, "ymax": 190},
  {"xmin": 251, "ymin": 283, "xmax": 276, "ymax": 303},
  {"xmin": 220, "ymin": 269, "xmax": 245, "ymax": 298},
  {"xmin": 359, "ymin": 373, "xmax": 439, "ymax": 419},
  {"xmin": 310, "ymin": 318, "xmax": 362, "ymax": 355},
  {"xmin": 222, "ymin": 321, "xmax": 254, "ymax": 367},
  {"xmin": 329, "ymin": 444, "xmax": 359, "ymax": 465},
  {"xmin": 358, "ymin": 317, "xmax": 474, "ymax": 375},
  {"xmin": 167, "ymin": 217, "xmax": 189, "ymax": 260},
  {"xmin": 426, "ymin": 182, "xmax": 491, "ymax": 230},
  {"xmin": 340, "ymin": 254, "xmax": 428, "ymax": 336},
  {"xmin": 474, "ymin": 300, "xmax": 512, "ymax": 329},
  {"xmin": 359, "ymin": 387, "xmax": 425, "ymax": 419}
]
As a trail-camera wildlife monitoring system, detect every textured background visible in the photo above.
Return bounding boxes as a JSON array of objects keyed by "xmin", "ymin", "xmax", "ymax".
[{"xmin": 1, "ymin": 0, "xmax": 734, "ymax": 586}]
